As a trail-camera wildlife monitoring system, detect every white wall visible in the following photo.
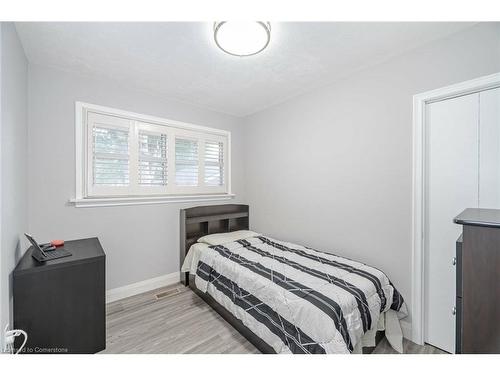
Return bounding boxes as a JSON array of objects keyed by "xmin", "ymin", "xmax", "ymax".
[
  {"xmin": 27, "ymin": 64, "xmax": 246, "ymax": 290},
  {"xmin": 242, "ymin": 23, "xmax": 500, "ymax": 329},
  {"xmin": 1, "ymin": 22, "xmax": 28, "ymax": 343}
]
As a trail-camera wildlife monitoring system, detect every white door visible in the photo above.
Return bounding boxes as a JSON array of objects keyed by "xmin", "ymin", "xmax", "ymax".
[
  {"xmin": 479, "ymin": 88, "xmax": 500, "ymax": 208},
  {"xmin": 424, "ymin": 87, "xmax": 500, "ymax": 353},
  {"xmin": 424, "ymin": 93, "xmax": 479, "ymax": 353}
]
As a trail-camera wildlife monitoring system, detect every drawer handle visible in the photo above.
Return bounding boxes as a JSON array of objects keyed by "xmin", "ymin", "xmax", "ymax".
[
  {"xmin": 452, "ymin": 306, "xmax": 457, "ymax": 316},
  {"xmin": 452, "ymin": 257, "xmax": 457, "ymax": 266}
]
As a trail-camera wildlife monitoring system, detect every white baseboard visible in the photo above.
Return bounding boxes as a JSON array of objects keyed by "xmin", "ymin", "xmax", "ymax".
[
  {"xmin": 400, "ymin": 320, "xmax": 412, "ymax": 342},
  {"xmin": 106, "ymin": 272, "xmax": 180, "ymax": 303}
]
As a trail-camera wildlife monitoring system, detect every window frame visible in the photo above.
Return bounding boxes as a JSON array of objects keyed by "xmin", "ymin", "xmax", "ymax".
[{"xmin": 74, "ymin": 102, "xmax": 233, "ymax": 207}]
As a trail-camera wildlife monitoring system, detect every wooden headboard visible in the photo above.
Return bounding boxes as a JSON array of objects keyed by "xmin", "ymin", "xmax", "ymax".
[{"xmin": 180, "ymin": 204, "xmax": 249, "ymax": 285}]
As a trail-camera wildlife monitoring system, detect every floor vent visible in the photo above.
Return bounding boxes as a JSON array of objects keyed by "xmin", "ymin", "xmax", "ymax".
[{"xmin": 155, "ymin": 288, "xmax": 180, "ymax": 300}]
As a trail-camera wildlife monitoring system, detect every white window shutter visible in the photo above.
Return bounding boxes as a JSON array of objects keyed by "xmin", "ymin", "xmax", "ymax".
[
  {"xmin": 175, "ymin": 138, "xmax": 199, "ymax": 186},
  {"xmin": 138, "ymin": 131, "xmax": 168, "ymax": 186},
  {"xmin": 204, "ymin": 140, "xmax": 224, "ymax": 186},
  {"xmin": 92, "ymin": 125, "xmax": 130, "ymax": 186}
]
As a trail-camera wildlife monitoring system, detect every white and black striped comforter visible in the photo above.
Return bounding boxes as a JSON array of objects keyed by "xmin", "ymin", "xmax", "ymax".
[{"xmin": 189, "ymin": 235, "xmax": 406, "ymax": 354}]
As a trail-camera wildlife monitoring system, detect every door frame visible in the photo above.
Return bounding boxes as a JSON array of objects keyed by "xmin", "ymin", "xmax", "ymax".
[{"xmin": 412, "ymin": 72, "xmax": 500, "ymax": 345}]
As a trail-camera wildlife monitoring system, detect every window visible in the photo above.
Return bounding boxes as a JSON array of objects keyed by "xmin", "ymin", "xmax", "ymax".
[
  {"xmin": 138, "ymin": 130, "xmax": 168, "ymax": 187},
  {"xmin": 175, "ymin": 138, "xmax": 199, "ymax": 186},
  {"xmin": 75, "ymin": 103, "xmax": 231, "ymax": 206},
  {"xmin": 204, "ymin": 141, "xmax": 224, "ymax": 186},
  {"xmin": 92, "ymin": 125, "xmax": 130, "ymax": 187}
]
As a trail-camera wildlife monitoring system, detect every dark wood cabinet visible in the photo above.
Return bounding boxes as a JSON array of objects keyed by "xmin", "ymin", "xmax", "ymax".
[
  {"xmin": 454, "ymin": 209, "xmax": 500, "ymax": 354},
  {"xmin": 13, "ymin": 237, "xmax": 106, "ymax": 354}
]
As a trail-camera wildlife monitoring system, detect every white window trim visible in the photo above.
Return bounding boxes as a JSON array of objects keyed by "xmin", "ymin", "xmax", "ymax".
[{"xmin": 72, "ymin": 101, "xmax": 233, "ymax": 207}]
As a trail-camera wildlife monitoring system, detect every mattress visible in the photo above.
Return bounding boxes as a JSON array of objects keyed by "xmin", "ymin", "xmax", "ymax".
[{"xmin": 182, "ymin": 234, "xmax": 407, "ymax": 354}]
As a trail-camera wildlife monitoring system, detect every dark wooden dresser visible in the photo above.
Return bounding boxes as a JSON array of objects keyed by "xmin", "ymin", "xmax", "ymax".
[
  {"xmin": 454, "ymin": 208, "xmax": 500, "ymax": 354},
  {"xmin": 13, "ymin": 237, "xmax": 106, "ymax": 354}
]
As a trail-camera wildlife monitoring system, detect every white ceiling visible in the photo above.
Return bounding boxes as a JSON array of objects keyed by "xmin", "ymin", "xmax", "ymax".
[{"xmin": 15, "ymin": 22, "xmax": 475, "ymax": 117}]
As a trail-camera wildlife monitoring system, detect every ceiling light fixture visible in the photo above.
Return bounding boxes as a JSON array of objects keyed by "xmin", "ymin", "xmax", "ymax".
[{"xmin": 214, "ymin": 21, "xmax": 271, "ymax": 57}]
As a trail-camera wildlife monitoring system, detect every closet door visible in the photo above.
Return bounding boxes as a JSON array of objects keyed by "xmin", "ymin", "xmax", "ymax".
[
  {"xmin": 425, "ymin": 93, "xmax": 479, "ymax": 353},
  {"xmin": 479, "ymin": 87, "xmax": 500, "ymax": 208}
]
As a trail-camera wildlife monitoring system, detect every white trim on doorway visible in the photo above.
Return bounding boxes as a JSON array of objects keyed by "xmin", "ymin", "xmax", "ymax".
[{"xmin": 411, "ymin": 72, "xmax": 500, "ymax": 345}]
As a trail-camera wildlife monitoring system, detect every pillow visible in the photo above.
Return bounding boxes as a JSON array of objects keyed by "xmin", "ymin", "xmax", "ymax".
[{"xmin": 197, "ymin": 230, "xmax": 259, "ymax": 246}]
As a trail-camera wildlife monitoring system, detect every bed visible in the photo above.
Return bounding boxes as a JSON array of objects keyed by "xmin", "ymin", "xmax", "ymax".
[{"xmin": 180, "ymin": 204, "xmax": 407, "ymax": 354}]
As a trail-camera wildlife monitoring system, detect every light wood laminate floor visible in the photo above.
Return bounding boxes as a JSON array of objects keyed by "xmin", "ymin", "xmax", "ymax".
[{"xmin": 103, "ymin": 283, "xmax": 445, "ymax": 354}]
